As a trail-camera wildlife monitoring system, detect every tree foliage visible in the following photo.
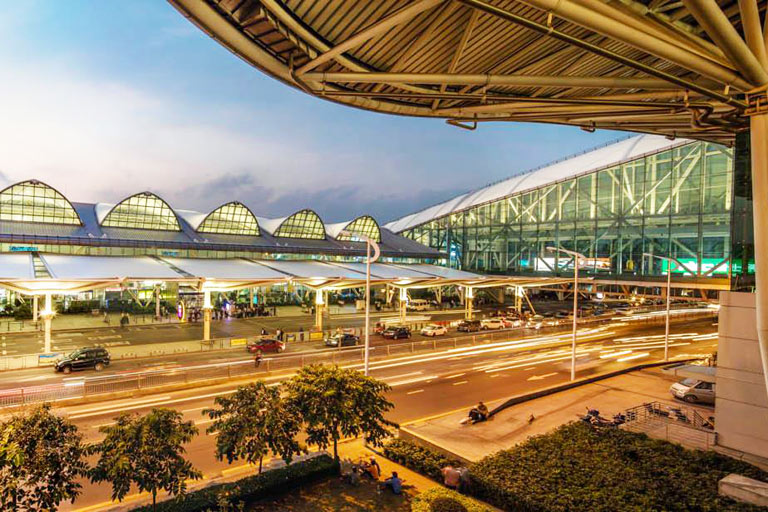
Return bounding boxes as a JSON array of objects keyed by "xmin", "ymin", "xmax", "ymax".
[
  {"xmin": 0, "ymin": 404, "xmax": 88, "ymax": 511},
  {"xmin": 204, "ymin": 382, "xmax": 303, "ymax": 473},
  {"xmin": 89, "ymin": 408, "xmax": 202, "ymax": 510},
  {"xmin": 285, "ymin": 364, "xmax": 397, "ymax": 459}
]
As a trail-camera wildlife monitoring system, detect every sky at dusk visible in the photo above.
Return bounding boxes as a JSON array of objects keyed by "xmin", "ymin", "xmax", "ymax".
[{"xmin": 0, "ymin": 1, "xmax": 625, "ymax": 224}]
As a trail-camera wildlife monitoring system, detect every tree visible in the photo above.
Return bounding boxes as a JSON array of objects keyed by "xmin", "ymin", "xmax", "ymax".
[
  {"xmin": 204, "ymin": 382, "xmax": 303, "ymax": 474},
  {"xmin": 0, "ymin": 404, "xmax": 88, "ymax": 511},
  {"xmin": 285, "ymin": 364, "xmax": 397, "ymax": 460},
  {"xmin": 89, "ymin": 408, "xmax": 201, "ymax": 511}
]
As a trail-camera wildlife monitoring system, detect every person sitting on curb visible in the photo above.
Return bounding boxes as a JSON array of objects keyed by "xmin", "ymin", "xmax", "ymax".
[{"xmin": 382, "ymin": 471, "xmax": 403, "ymax": 495}]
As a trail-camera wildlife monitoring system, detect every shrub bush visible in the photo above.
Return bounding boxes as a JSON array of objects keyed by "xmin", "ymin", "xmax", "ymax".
[
  {"xmin": 131, "ymin": 455, "xmax": 337, "ymax": 512},
  {"xmin": 383, "ymin": 438, "xmax": 462, "ymax": 481},
  {"xmin": 469, "ymin": 422, "xmax": 768, "ymax": 512},
  {"xmin": 411, "ymin": 488, "xmax": 494, "ymax": 512}
]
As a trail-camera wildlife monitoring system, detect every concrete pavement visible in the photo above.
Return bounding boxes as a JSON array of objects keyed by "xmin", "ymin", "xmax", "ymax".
[{"xmin": 400, "ymin": 368, "xmax": 715, "ymax": 463}]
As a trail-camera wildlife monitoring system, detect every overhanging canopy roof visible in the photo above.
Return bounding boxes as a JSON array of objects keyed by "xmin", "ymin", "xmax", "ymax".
[
  {"xmin": 0, "ymin": 254, "xmax": 570, "ymax": 294},
  {"xmin": 386, "ymin": 134, "xmax": 686, "ymax": 232},
  {"xmin": 171, "ymin": 0, "xmax": 765, "ymax": 145}
]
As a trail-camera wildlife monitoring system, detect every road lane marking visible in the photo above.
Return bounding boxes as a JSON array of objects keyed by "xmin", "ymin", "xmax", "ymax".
[
  {"xmin": 444, "ymin": 373, "xmax": 465, "ymax": 379},
  {"xmin": 452, "ymin": 380, "xmax": 468, "ymax": 386},
  {"xmin": 617, "ymin": 352, "xmax": 650, "ymax": 362},
  {"xmin": 526, "ymin": 372, "xmax": 558, "ymax": 381},
  {"xmin": 182, "ymin": 406, "xmax": 209, "ymax": 414},
  {"xmin": 67, "ymin": 396, "xmax": 173, "ymax": 416},
  {"xmin": 406, "ymin": 389, "xmax": 424, "ymax": 395}
]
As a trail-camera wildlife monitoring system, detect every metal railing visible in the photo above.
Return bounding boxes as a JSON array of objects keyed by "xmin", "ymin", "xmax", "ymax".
[{"xmin": 622, "ymin": 401, "xmax": 714, "ymax": 431}]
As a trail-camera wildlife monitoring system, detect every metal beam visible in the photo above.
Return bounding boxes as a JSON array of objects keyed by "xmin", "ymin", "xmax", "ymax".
[
  {"xmin": 501, "ymin": 0, "xmax": 752, "ymax": 90},
  {"xmin": 683, "ymin": 0, "xmax": 768, "ymax": 86},
  {"xmin": 433, "ymin": 9, "xmax": 479, "ymax": 109},
  {"xmin": 455, "ymin": 0, "xmax": 747, "ymax": 107},
  {"xmin": 295, "ymin": 0, "xmax": 445, "ymax": 75},
  {"xmin": 305, "ymin": 72, "xmax": 694, "ymax": 90},
  {"xmin": 738, "ymin": 0, "xmax": 768, "ymax": 70}
]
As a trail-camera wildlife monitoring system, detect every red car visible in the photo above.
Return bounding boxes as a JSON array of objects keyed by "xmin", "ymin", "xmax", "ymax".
[{"xmin": 246, "ymin": 338, "xmax": 285, "ymax": 353}]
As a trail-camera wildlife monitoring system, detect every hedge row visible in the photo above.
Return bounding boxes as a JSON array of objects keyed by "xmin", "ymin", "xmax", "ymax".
[
  {"xmin": 385, "ymin": 424, "xmax": 768, "ymax": 512},
  {"xmin": 382, "ymin": 438, "xmax": 463, "ymax": 482},
  {"xmin": 470, "ymin": 422, "xmax": 768, "ymax": 512},
  {"xmin": 131, "ymin": 455, "xmax": 338, "ymax": 512},
  {"xmin": 411, "ymin": 487, "xmax": 494, "ymax": 512}
]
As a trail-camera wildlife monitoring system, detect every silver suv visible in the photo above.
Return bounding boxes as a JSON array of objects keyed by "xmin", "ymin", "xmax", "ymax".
[{"xmin": 669, "ymin": 378, "xmax": 715, "ymax": 405}]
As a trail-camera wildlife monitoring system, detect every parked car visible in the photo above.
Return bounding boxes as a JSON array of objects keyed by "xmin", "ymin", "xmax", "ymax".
[
  {"xmin": 324, "ymin": 333, "xmax": 360, "ymax": 347},
  {"xmin": 382, "ymin": 326, "xmax": 411, "ymax": 339},
  {"xmin": 54, "ymin": 347, "xmax": 110, "ymax": 374},
  {"xmin": 246, "ymin": 338, "xmax": 285, "ymax": 353},
  {"xmin": 420, "ymin": 324, "xmax": 448, "ymax": 337},
  {"xmin": 527, "ymin": 315, "xmax": 545, "ymax": 329},
  {"xmin": 497, "ymin": 317, "xmax": 517, "ymax": 328},
  {"xmin": 670, "ymin": 378, "xmax": 716, "ymax": 404},
  {"xmin": 456, "ymin": 320, "xmax": 481, "ymax": 332},
  {"xmin": 555, "ymin": 310, "xmax": 571, "ymax": 319},
  {"xmin": 481, "ymin": 318, "xmax": 505, "ymax": 330}
]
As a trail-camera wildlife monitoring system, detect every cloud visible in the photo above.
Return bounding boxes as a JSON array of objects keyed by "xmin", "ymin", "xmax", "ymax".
[{"xmin": 0, "ymin": 63, "xmax": 437, "ymax": 220}]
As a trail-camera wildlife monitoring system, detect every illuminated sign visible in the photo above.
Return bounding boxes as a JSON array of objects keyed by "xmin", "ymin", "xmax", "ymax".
[{"xmin": 10, "ymin": 246, "xmax": 38, "ymax": 252}]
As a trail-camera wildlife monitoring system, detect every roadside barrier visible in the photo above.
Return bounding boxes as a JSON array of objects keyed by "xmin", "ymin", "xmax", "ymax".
[{"xmin": 0, "ymin": 309, "xmax": 716, "ymax": 409}]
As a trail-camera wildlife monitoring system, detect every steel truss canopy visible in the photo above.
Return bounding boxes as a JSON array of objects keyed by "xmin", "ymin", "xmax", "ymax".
[
  {"xmin": 170, "ymin": 0, "xmax": 768, "ymax": 145},
  {"xmin": 0, "ymin": 253, "xmax": 567, "ymax": 294}
]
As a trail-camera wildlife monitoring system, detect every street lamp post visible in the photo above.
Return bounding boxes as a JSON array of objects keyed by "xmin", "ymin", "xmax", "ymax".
[
  {"xmin": 341, "ymin": 230, "xmax": 380, "ymax": 376},
  {"xmin": 547, "ymin": 246, "xmax": 586, "ymax": 381},
  {"xmin": 643, "ymin": 253, "xmax": 677, "ymax": 362}
]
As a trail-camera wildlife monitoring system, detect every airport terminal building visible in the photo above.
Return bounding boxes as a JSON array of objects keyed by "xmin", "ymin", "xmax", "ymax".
[{"xmin": 386, "ymin": 134, "xmax": 749, "ymax": 290}]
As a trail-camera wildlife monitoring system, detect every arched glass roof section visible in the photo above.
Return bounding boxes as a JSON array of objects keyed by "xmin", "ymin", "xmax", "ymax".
[
  {"xmin": 197, "ymin": 201, "xmax": 260, "ymax": 236},
  {"xmin": 272, "ymin": 209, "xmax": 325, "ymax": 240},
  {"xmin": 0, "ymin": 180, "xmax": 82, "ymax": 225},
  {"xmin": 101, "ymin": 192, "xmax": 181, "ymax": 231},
  {"xmin": 336, "ymin": 216, "xmax": 381, "ymax": 243}
]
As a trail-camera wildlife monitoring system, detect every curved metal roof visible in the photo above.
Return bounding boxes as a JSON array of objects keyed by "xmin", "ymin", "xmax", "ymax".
[
  {"xmin": 385, "ymin": 133, "xmax": 688, "ymax": 232},
  {"xmin": 171, "ymin": 0, "xmax": 763, "ymax": 145}
]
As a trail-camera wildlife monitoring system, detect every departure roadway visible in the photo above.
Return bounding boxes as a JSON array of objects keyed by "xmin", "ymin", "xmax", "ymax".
[
  {"xmin": 0, "ymin": 306, "xmax": 713, "ymax": 389},
  {"xmin": 0, "ymin": 317, "xmax": 717, "ymax": 511}
]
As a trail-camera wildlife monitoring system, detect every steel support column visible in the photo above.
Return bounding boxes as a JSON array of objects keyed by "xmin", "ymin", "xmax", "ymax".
[
  {"xmin": 465, "ymin": 286, "xmax": 474, "ymax": 320},
  {"xmin": 32, "ymin": 295, "xmax": 38, "ymax": 323},
  {"xmin": 203, "ymin": 289, "xmax": 212, "ymax": 341},
  {"xmin": 750, "ymin": 113, "xmax": 768, "ymax": 398},
  {"xmin": 399, "ymin": 288, "xmax": 408, "ymax": 324},
  {"xmin": 42, "ymin": 293, "xmax": 53, "ymax": 354},
  {"xmin": 315, "ymin": 289, "xmax": 325, "ymax": 331}
]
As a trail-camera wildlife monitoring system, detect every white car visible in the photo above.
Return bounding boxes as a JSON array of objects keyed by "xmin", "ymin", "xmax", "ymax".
[
  {"xmin": 420, "ymin": 324, "xmax": 448, "ymax": 337},
  {"xmin": 481, "ymin": 318, "xmax": 505, "ymax": 330}
]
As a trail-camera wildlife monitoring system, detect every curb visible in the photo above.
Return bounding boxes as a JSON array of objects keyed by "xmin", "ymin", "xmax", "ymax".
[
  {"xmin": 397, "ymin": 358, "xmax": 700, "ymax": 463},
  {"xmin": 488, "ymin": 358, "xmax": 698, "ymax": 417}
]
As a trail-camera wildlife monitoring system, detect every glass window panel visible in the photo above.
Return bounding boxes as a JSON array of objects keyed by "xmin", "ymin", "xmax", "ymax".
[
  {"xmin": 198, "ymin": 202, "xmax": 260, "ymax": 235},
  {"xmin": 102, "ymin": 192, "xmax": 180, "ymax": 230},
  {"xmin": 336, "ymin": 215, "xmax": 381, "ymax": 242},
  {"xmin": 0, "ymin": 180, "xmax": 82, "ymax": 225},
  {"xmin": 273, "ymin": 210, "xmax": 325, "ymax": 239}
]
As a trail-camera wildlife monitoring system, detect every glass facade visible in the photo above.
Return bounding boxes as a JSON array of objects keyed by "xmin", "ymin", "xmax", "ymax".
[
  {"xmin": 102, "ymin": 192, "xmax": 181, "ymax": 231},
  {"xmin": 336, "ymin": 215, "xmax": 381, "ymax": 242},
  {"xmin": 198, "ymin": 202, "xmax": 260, "ymax": 236},
  {"xmin": 273, "ymin": 209, "xmax": 325, "ymax": 239},
  {"xmin": 402, "ymin": 141, "xmax": 733, "ymax": 280},
  {"xmin": 0, "ymin": 180, "xmax": 82, "ymax": 225}
]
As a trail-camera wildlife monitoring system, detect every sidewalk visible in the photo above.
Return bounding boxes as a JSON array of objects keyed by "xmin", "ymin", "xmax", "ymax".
[{"xmin": 401, "ymin": 368, "xmax": 712, "ymax": 462}]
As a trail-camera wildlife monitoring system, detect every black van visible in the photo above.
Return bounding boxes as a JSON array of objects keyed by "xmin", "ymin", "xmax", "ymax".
[{"xmin": 54, "ymin": 347, "xmax": 111, "ymax": 374}]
